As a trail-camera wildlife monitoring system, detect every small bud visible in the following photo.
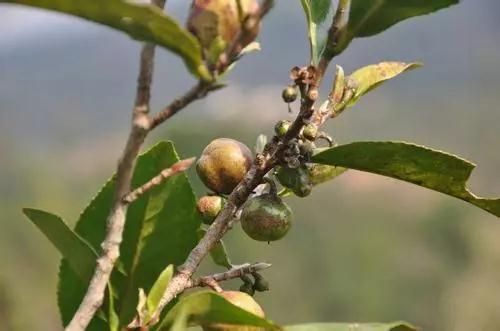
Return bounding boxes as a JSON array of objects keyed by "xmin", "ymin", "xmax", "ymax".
[
  {"xmin": 298, "ymin": 140, "xmax": 315, "ymax": 159},
  {"xmin": 197, "ymin": 195, "xmax": 225, "ymax": 225},
  {"xmin": 307, "ymin": 88, "xmax": 319, "ymax": 101},
  {"xmin": 252, "ymin": 273, "xmax": 269, "ymax": 292},
  {"xmin": 281, "ymin": 85, "xmax": 298, "ymax": 103},
  {"xmin": 239, "ymin": 282, "xmax": 255, "ymax": 296},
  {"xmin": 274, "ymin": 120, "xmax": 292, "ymax": 137},
  {"xmin": 302, "ymin": 123, "xmax": 318, "ymax": 141}
]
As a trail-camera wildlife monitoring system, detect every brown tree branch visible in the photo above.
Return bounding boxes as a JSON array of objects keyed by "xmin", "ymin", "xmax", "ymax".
[
  {"xmin": 149, "ymin": 81, "xmax": 224, "ymax": 130},
  {"xmin": 123, "ymin": 157, "xmax": 196, "ymax": 204}
]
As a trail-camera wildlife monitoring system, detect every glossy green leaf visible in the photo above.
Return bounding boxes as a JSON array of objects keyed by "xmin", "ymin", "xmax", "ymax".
[
  {"xmin": 347, "ymin": 62, "xmax": 422, "ymax": 106},
  {"xmin": 300, "ymin": 0, "xmax": 333, "ymax": 65},
  {"xmin": 23, "ymin": 208, "xmax": 96, "ymax": 281},
  {"xmin": 146, "ymin": 265, "xmax": 174, "ymax": 316},
  {"xmin": 198, "ymin": 228, "xmax": 232, "ymax": 269},
  {"xmin": 158, "ymin": 291, "xmax": 280, "ymax": 330},
  {"xmin": 336, "ymin": 0, "xmax": 459, "ymax": 53},
  {"xmin": 285, "ymin": 321, "xmax": 417, "ymax": 331},
  {"xmin": 1, "ymin": 0, "xmax": 211, "ymax": 80},
  {"xmin": 312, "ymin": 141, "xmax": 500, "ymax": 217},
  {"xmin": 58, "ymin": 141, "xmax": 202, "ymax": 328}
]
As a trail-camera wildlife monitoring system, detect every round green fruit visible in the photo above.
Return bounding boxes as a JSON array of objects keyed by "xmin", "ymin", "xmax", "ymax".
[
  {"xmin": 197, "ymin": 195, "xmax": 225, "ymax": 225},
  {"xmin": 281, "ymin": 85, "xmax": 298, "ymax": 103},
  {"xmin": 202, "ymin": 291, "xmax": 265, "ymax": 331},
  {"xmin": 197, "ymin": 138, "xmax": 253, "ymax": 194},
  {"xmin": 302, "ymin": 123, "xmax": 318, "ymax": 141},
  {"xmin": 187, "ymin": 0, "xmax": 259, "ymax": 49},
  {"xmin": 276, "ymin": 165, "xmax": 312, "ymax": 197},
  {"xmin": 240, "ymin": 193, "xmax": 292, "ymax": 241},
  {"xmin": 274, "ymin": 120, "xmax": 291, "ymax": 137}
]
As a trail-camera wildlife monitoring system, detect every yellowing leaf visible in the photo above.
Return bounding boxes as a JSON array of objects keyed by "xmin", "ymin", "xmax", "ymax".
[{"xmin": 347, "ymin": 62, "xmax": 422, "ymax": 106}]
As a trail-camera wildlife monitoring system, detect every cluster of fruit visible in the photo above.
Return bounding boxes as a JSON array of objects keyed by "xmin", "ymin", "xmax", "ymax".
[{"xmin": 196, "ymin": 138, "xmax": 292, "ymax": 242}]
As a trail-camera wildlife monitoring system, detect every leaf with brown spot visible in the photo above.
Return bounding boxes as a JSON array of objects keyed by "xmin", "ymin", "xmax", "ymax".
[{"xmin": 347, "ymin": 62, "xmax": 422, "ymax": 106}]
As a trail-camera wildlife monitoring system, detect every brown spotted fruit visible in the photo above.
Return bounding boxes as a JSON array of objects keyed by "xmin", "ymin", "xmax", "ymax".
[
  {"xmin": 240, "ymin": 193, "xmax": 292, "ymax": 241},
  {"xmin": 202, "ymin": 291, "xmax": 265, "ymax": 331},
  {"xmin": 187, "ymin": 0, "xmax": 259, "ymax": 50},
  {"xmin": 197, "ymin": 195, "xmax": 225, "ymax": 225},
  {"xmin": 196, "ymin": 138, "xmax": 253, "ymax": 194}
]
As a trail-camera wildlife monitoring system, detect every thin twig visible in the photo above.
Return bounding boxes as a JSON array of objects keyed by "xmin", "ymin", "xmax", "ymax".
[
  {"xmin": 65, "ymin": 2, "xmax": 166, "ymax": 330},
  {"xmin": 189, "ymin": 263, "xmax": 271, "ymax": 289},
  {"xmin": 123, "ymin": 157, "xmax": 195, "ymax": 204},
  {"xmin": 149, "ymin": 81, "xmax": 224, "ymax": 130}
]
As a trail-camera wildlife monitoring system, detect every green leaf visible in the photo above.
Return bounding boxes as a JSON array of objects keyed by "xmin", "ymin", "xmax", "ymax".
[
  {"xmin": 58, "ymin": 141, "xmax": 202, "ymax": 327},
  {"xmin": 1, "ymin": 0, "xmax": 211, "ymax": 80},
  {"xmin": 170, "ymin": 306, "xmax": 190, "ymax": 331},
  {"xmin": 146, "ymin": 265, "xmax": 174, "ymax": 316},
  {"xmin": 107, "ymin": 284, "xmax": 120, "ymax": 331},
  {"xmin": 300, "ymin": 0, "xmax": 333, "ymax": 65},
  {"xmin": 198, "ymin": 229, "xmax": 232, "ymax": 269},
  {"xmin": 347, "ymin": 62, "xmax": 422, "ymax": 106},
  {"xmin": 312, "ymin": 141, "xmax": 500, "ymax": 217},
  {"xmin": 285, "ymin": 321, "xmax": 417, "ymax": 331},
  {"xmin": 23, "ymin": 208, "xmax": 96, "ymax": 281},
  {"xmin": 158, "ymin": 291, "xmax": 280, "ymax": 330},
  {"xmin": 337, "ymin": 0, "xmax": 459, "ymax": 52}
]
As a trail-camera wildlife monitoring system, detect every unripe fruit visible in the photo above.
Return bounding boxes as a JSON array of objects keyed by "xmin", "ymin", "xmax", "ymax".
[
  {"xmin": 203, "ymin": 291, "xmax": 264, "ymax": 331},
  {"xmin": 187, "ymin": 0, "xmax": 259, "ymax": 50},
  {"xmin": 302, "ymin": 123, "xmax": 318, "ymax": 141},
  {"xmin": 274, "ymin": 120, "xmax": 291, "ymax": 137},
  {"xmin": 281, "ymin": 85, "xmax": 298, "ymax": 103},
  {"xmin": 298, "ymin": 140, "xmax": 315, "ymax": 160},
  {"xmin": 197, "ymin": 138, "xmax": 253, "ymax": 194},
  {"xmin": 197, "ymin": 195, "xmax": 225, "ymax": 225},
  {"xmin": 252, "ymin": 273, "xmax": 269, "ymax": 292},
  {"xmin": 239, "ymin": 282, "xmax": 255, "ymax": 296},
  {"xmin": 240, "ymin": 193, "xmax": 292, "ymax": 241},
  {"xmin": 276, "ymin": 165, "xmax": 313, "ymax": 197}
]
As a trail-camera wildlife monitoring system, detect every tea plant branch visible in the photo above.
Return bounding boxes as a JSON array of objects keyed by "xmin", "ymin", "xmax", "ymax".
[
  {"xmin": 71, "ymin": 1, "xmax": 276, "ymax": 328},
  {"xmin": 149, "ymin": 81, "xmax": 224, "ymax": 130},
  {"xmin": 188, "ymin": 262, "xmax": 272, "ymax": 289},
  {"xmin": 66, "ymin": 1, "xmax": 167, "ymax": 330},
  {"xmin": 123, "ymin": 157, "xmax": 196, "ymax": 204},
  {"xmin": 144, "ymin": 68, "xmax": 322, "ymax": 327}
]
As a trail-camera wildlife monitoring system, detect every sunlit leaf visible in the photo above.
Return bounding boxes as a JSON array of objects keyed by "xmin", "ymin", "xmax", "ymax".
[
  {"xmin": 146, "ymin": 265, "xmax": 174, "ymax": 316},
  {"xmin": 312, "ymin": 141, "xmax": 500, "ymax": 217},
  {"xmin": 347, "ymin": 62, "xmax": 422, "ymax": 106},
  {"xmin": 158, "ymin": 291, "xmax": 280, "ymax": 330},
  {"xmin": 285, "ymin": 321, "xmax": 417, "ymax": 331},
  {"xmin": 1, "ymin": 0, "xmax": 211, "ymax": 80}
]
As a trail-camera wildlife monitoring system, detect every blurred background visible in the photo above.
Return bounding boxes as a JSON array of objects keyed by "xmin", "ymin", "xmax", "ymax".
[{"xmin": 1, "ymin": 1, "xmax": 499, "ymax": 330}]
